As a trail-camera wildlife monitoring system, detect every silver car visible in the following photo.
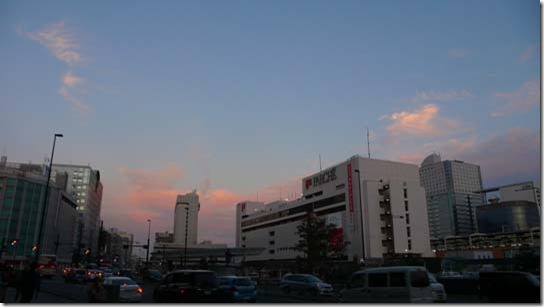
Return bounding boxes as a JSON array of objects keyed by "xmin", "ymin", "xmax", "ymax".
[
  {"xmin": 279, "ymin": 274, "xmax": 334, "ymax": 296},
  {"xmin": 428, "ymin": 273, "xmax": 447, "ymax": 302},
  {"xmin": 103, "ymin": 277, "xmax": 143, "ymax": 303}
]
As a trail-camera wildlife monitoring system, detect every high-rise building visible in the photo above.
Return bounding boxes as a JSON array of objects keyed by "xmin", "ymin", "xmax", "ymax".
[
  {"xmin": 103, "ymin": 227, "xmax": 133, "ymax": 266},
  {"xmin": 173, "ymin": 191, "xmax": 199, "ymax": 245},
  {"xmin": 237, "ymin": 155, "xmax": 433, "ymax": 263},
  {"xmin": 51, "ymin": 164, "xmax": 103, "ymax": 255},
  {"xmin": 0, "ymin": 160, "xmax": 78, "ymax": 263},
  {"xmin": 419, "ymin": 153, "xmax": 484, "ymax": 239}
]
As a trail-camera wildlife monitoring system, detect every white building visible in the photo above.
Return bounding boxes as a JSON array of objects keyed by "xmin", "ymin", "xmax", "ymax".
[
  {"xmin": 482, "ymin": 181, "xmax": 541, "ymax": 206},
  {"xmin": 173, "ymin": 191, "xmax": 199, "ymax": 246},
  {"xmin": 236, "ymin": 155, "xmax": 433, "ymax": 263}
]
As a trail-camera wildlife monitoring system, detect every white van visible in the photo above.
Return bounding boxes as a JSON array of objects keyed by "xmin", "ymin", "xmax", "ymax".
[{"xmin": 339, "ymin": 266, "xmax": 434, "ymax": 303}]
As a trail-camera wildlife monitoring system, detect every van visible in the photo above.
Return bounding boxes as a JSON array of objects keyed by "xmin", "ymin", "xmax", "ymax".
[{"xmin": 340, "ymin": 266, "xmax": 434, "ymax": 303}]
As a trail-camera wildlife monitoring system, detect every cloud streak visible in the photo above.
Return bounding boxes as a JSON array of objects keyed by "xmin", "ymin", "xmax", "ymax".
[
  {"xmin": 410, "ymin": 89, "xmax": 474, "ymax": 103},
  {"xmin": 491, "ymin": 80, "xmax": 539, "ymax": 117},
  {"xmin": 59, "ymin": 71, "xmax": 91, "ymax": 113},
  {"xmin": 448, "ymin": 48, "xmax": 469, "ymax": 59},
  {"xmin": 384, "ymin": 104, "xmax": 461, "ymax": 138},
  {"xmin": 22, "ymin": 22, "xmax": 84, "ymax": 66}
]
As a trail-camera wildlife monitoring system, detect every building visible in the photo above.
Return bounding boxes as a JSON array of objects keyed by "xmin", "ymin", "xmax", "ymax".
[
  {"xmin": 235, "ymin": 201, "xmax": 264, "ymax": 248},
  {"xmin": 102, "ymin": 227, "xmax": 133, "ymax": 266},
  {"xmin": 51, "ymin": 164, "xmax": 103, "ymax": 256},
  {"xmin": 419, "ymin": 153, "xmax": 484, "ymax": 239},
  {"xmin": 477, "ymin": 201, "xmax": 540, "ymax": 234},
  {"xmin": 477, "ymin": 181, "xmax": 541, "ymax": 210},
  {"xmin": 236, "ymin": 155, "xmax": 433, "ymax": 263},
  {"xmin": 173, "ymin": 191, "xmax": 199, "ymax": 246},
  {"xmin": 0, "ymin": 160, "xmax": 78, "ymax": 263},
  {"xmin": 154, "ymin": 231, "xmax": 174, "ymax": 246}
]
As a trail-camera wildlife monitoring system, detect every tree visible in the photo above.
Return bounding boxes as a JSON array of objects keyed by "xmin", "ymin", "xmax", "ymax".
[{"xmin": 294, "ymin": 212, "xmax": 347, "ymax": 273}]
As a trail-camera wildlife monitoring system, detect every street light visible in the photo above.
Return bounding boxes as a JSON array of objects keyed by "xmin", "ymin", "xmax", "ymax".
[
  {"xmin": 35, "ymin": 133, "xmax": 63, "ymax": 264},
  {"xmin": 146, "ymin": 219, "xmax": 151, "ymax": 266}
]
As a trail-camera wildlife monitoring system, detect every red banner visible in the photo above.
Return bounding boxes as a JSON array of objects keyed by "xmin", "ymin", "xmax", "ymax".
[
  {"xmin": 329, "ymin": 227, "xmax": 344, "ymax": 248},
  {"xmin": 348, "ymin": 163, "xmax": 354, "ymax": 224}
]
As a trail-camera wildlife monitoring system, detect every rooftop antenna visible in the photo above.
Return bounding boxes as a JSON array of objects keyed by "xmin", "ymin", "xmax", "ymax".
[
  {"xmin": 367, "ymin": 127, "xmax": 371, "ymax": 158},
  {"xmin": 319, "ymin": 154, "xmax": 322, "ymax": 172}
]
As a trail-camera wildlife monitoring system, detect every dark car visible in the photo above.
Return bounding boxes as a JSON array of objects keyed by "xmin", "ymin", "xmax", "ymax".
[
  {"xmin": 66, "ymin": 269, "xmax": 87, "ymax": 284},
  {"xmin": 479, "ymin": 271, "xmax": 540, "ymax": 303},
  {"xmin": 279, "ymin": 274, "xmax": 334, "ymax": 296},
  {"xmin": 218, "ymin": 276, "xmax": 257, "ymax": 302},
  {"xmin": 118, "ymin": 269, "xmax": 135, "ymax": 279},
  {"xmin": 153, "ymin": 270, "xmax": 221, "ymax": 303},
  {"xmin": 148, "ymin": 270, "xmax": 163, "ymax": 282}
]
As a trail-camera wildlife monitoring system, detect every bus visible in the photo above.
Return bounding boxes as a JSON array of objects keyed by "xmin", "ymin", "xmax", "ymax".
[{"xmin": 37, "ymin": 254, "xmax": 57, "ymax": 278}]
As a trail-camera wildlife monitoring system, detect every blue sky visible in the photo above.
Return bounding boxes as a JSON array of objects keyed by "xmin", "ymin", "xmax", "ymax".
[{"xmin": 0, "ymin": 0, "xmax": 540, "ymax": 245}]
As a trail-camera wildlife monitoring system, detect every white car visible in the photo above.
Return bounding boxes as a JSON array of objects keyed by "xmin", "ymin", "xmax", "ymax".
[
  {"xmin": 428, "ymin": 273, "xmax": 447, "ymax": 302},
  {"xmin": 103, "ymin": 277, "xmax": 143, "ymax": 303}
]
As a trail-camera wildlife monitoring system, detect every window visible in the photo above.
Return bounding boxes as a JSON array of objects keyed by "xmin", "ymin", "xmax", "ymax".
[
  {"xmin": 405, "ymin": 214, "xmax": 410, "ymax": 224},
  {"xmin": 242, "ymin": 236, "xmax": 246, "ymax": 241},
  {"xmin": 389, "ymin": 272, "xmax": 406, "ymax": 287},
  {"xmin": 269, "ymin": 231, "xmax": 275, "ymax": 236},
  {"xmin": 269, "ymin": 241, "xmax": 275, "ymax": 245},
  {"xmin": 368, "ymin": 273, "xmax": 387, "ymax": 287},
  {"xmin": 269, "ymin": 250, "xmax": 275, "ymax": 254},
  {"xmin": 404, "ymin": 201, "xmax": 409, "ymax": 211},
  {"xmin": 410, "ymin": 271, "xmax": 429, "ymax": 288},
  {"xmin": 407, "ymin": 227, "xmax": 411, "ymax": 237},
  {"xmin": 403, "ymin": 188, "xmax": 408, "ymax": 198},
  {"xmin": 336, "ymin": 184, "xmax": 345, "ymax": 190},
  {"xmin": 408, "ymin": 239, "xmax": 412, "ymax": 250}
]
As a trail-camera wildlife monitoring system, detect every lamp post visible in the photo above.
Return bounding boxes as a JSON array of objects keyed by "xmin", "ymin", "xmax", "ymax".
[
  {"xmin": 35, "ymin": 133, "xmax": 63, "ymax": 264},
  {"xmin": 146, "ymin": 219, "xmax": 151, "ymax": 267}
]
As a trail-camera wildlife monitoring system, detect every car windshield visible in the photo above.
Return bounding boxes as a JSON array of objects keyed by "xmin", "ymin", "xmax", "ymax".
[
  {"xmin": 527, "ymin": 274, "xmax": 540, "ymax": 286},
  {"xmin": 111, "ymin": 278, "xmax": 137, "ymax": 285},
  {"xmin": 428, "ymin": 273, "xmax": 438, "ymax": 283},
  {"xmin": 219, "ymin": 278, "xmax": 234, "ymax": 285},
  {"xmin": 234, "ymin": 278, "xmax": 252, "ymax": 286},
  {"xmin": 305, "ymin": 275, "xmax": 322, "ymax": 283}
]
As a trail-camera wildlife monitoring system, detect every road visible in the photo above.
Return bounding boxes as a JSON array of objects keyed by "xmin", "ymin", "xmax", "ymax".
[{"xmin": 11, "ymin": 276, "xmax": 480, "ymax": 303}]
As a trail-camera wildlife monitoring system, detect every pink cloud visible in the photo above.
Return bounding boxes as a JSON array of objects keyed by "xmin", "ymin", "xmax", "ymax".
[
  {"xmin": 385, "ymin": 104, "xmax": 461, "ymax": 138},
  {"xmin": 492, "ymin": 80, "xmax": 539, "ymax": 117}
]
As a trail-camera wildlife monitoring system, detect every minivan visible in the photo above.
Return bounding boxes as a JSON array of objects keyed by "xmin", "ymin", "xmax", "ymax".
[{"xmin": 340, "ymin": 266, "xmax": 434, "ymax": 303}]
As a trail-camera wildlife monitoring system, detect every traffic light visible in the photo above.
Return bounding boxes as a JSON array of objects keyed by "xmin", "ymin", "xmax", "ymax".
[
  {"xmin": 84, "ymin": 248, "xmax": 91, "ymax": 255},
  {"xmin": 32, "ymin": 244, "xmax": 38, "ymax": 252},
  {"xmin": 11, "ymin": 239, "xmax": 19, "ymax": 246}
]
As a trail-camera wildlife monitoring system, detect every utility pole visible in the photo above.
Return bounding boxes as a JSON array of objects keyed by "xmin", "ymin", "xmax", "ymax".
[{"xmin": 366, "ymin": 127, "xmax": 371, "ymax": 158}]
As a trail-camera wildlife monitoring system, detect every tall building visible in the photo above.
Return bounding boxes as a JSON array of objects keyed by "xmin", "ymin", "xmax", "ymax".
[
  {"xmin": 235, "ymin": 201, "xmax": 264, "ymax": 248},
  {"xmin": 51, "ymin": 164, "xmax": 103, "ymax": 255},
  {"xmin": 173, "ymin": 191, "xmax": 199, "ymax": 245},
  {"xmin": 103, "ymin": 227, "xmax": 133, "ymax": 266},
  {"xmin": 0, "ymin": 160, "xmax": 78, "ymax": 263},
  {"xmin": 237, "ymin": 155, "xmax": 433, "ymax": 263},
  {"xmin": 419, "ymin": 153, "xmax": 484, "ymax": 239},
  {"xmin": 476, "ymin": 201, "xmax": 540, "ymax": 234}
]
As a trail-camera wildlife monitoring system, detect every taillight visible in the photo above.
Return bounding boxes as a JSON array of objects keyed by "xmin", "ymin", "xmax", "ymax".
[
  {"xmin": 137, "ymin": 287, "xmax": 143, "ymax": 293},
  {"xmin": 50, "ymin": 265, "xmax": 56, "ymax": 269},
  {"xmin": 179, "ymin": 289, "xmax": 185, "ymax": 294},
  {"xmin": 39, "ymin": 265, "xmax": 45, "ymax": 269}
]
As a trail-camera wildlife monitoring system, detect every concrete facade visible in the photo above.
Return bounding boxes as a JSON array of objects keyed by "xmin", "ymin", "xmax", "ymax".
[
  {"xmin": 237, "ymin": 155, "xmax": 433, "ymax": 263},
  {"xmin": 173, "ymin": 191, "xmax": 199, "ymax": 246}
]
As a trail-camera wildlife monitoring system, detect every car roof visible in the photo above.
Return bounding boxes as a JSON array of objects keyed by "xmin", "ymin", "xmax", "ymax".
[
  {"xmin": 170, "ymin": 270, "xmax": 215, "ymax": 274},
  {"xmin": 105, "ymin": 276, "xmax": 133, "ymax": 280},
  {"xmin": 354, "ymin": 266, "xmax": 428, "ymax": 274}
]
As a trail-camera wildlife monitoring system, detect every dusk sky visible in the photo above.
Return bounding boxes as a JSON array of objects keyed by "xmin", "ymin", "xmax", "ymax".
[{"xmin": 0, "ymin": 0, "xmax": 540, "ymax": 248}]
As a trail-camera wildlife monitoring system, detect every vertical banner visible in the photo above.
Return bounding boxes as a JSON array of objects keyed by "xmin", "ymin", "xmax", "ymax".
[
  {"xmin": 327, "ymin": 212, "xmax": 343, "ymax": 248},
  {"xmin": 347, "ymin": 163, "xmax": 354, "ymax": 228}
]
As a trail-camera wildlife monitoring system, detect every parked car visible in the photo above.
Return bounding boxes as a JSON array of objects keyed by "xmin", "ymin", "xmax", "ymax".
[
  {"xmin": 218, "ymin": 276, "xmax": 257, "ymax": 302},
  {"xmin": 279, "ymin": 274, "xmax": 334, "ymax": 296},
  {"xmin": 339, "ymin": 266, "xmax": 434, "ymax": 303},
  {"xmin": 153, "ymin": 270, "xmax": 221, "ymax": 303},
  {"xmin": 428, "ymin": 273, "xmax": 447, "ymax": 302},
  {"xmin": 479, "ymin": 271, "xmax": 540, "ymax": 303},
  {"xmin": 103, "ymin": 277, "xmax": 143, "ymax": 303}
]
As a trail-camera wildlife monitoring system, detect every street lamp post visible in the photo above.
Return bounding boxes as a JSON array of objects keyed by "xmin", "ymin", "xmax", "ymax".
[
  {"xmin": 146, "ymin": 219, "xmax": 151, "ymax": 267},
  {"xmin": 35, "ymin": 133, "xmax": 63, "ymax": 264}
]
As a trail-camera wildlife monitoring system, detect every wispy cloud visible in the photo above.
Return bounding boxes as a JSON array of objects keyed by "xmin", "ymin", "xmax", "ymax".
[
  {"xmin": 491, "ymin": 80, "xmax": 539, "ymax": 117},
  {"xmin": 448, "ymin": 48, "xmax": 469, "ymax": 59},
  {"xmin": 59, "ymin": 71, "xmax": 91, "ymax": 113},
  {"xmin": 520, "ymin": 45, "xmax": 536, "ymax": 63},
  {"xmin": 21, "ymin": 22, "xmax": 84, "ymax": 66},
  {"xmin": 384, "ymin": 104, "xmax": 461, "ymax": 138},
  {"xmin": 410, "ymin": 89, "xmax": 474, "ymax": 103}
]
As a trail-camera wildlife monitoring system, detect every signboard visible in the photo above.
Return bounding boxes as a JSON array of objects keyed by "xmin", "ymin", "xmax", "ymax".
[
  {"xmin": 303, "ymin": 167, "xmax": 337, "ymax": 191},
  {"xmin": 327, "ymin": 212, "xmax": 344, "ymax": 249}
]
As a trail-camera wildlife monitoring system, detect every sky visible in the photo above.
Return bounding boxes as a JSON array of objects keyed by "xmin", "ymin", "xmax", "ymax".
[{"xmin": 0, "ymin": 0, "xmax": 540, "ymax": 248}]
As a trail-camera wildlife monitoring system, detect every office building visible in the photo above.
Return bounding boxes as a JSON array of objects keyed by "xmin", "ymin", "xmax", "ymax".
[
  {"xmin": 477, "ymin": 201, "xmax": 540, "ymax": 234},
  {"xmin": 0, "ymin": 160, "xmax": 78, "ymax": 263},
  {"xmin": 419, "ymin": 153, "xmax": 484, "ymax": 238},
  {"xmin": 51, "ymin": 164, "xmax": 103, "ymax": 255},
  {"xmin": 173, "ymin": 191, "xmax": 199, "ymax": 246},
  {"xmin": 103, "ymin": 227, "xmax": 133, "ymax": 266},
  {"xmin": 236, "ymin": 155, "xmax": 433, "ymax": 263}
]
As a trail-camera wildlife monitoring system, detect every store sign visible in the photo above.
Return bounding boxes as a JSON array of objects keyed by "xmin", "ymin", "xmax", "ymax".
[{"xmin": 305, "ymin": 167, "xmax": 337, "ymax": 189}]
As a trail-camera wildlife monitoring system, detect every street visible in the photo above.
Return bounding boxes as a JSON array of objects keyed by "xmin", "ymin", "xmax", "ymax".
[{"xmin": 3, "ymin": 275, "xmax": 481, "ymax": 303}]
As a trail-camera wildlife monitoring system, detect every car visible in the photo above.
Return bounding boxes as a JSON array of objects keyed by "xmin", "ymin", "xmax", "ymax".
[
  {"xmin": 148, "ymin": 270, "xmax": 163, "ymax": 282},
  {"xmin": 153, "ymin": 270, "xmax": 221, "ymax": 303},
  {"xmin": 67, "ymin": 269, "xmax": 88, "ymax": 284},
  {"xmin": 87, "ymin": 269, "xmax": 103, "ymax": 281},
  {"xmin": 462, "ymin": 271, "xmax": 479, "ymax": 279},
  {"xmin": 479, "ymin": 271, "xmax": 540, "ymax": 303},
  {"xmin": 103, "ymin": 277, "xmax": 143, "ymax": 303},
  {"xmin": 428, "ymin": 273, "xmax": 447, "ymax": 302},
  {"xmin": 438, "ymin": 271, "xmax": 463, "ymax": 278},
  {"xmin": 218, "ymin": 276, "xmax": 257, "ymax": 302},
  {"xmin": 63, "ymin": 267, "xmax": 76, "ymax": 279},
  {"xmin": 339, "ymin": 266, "xmax": 434, "ymax": 303},
  {"xmin": 279, "ymin": 274, "xmax": 334, "ymax": 296},
  {"xmin": 102, "ymin": 269, "xmax": 114, "ymax": 278},
  {"xmin": 118, "ymin": 269, "xmax": 135, "ymax": 279}
]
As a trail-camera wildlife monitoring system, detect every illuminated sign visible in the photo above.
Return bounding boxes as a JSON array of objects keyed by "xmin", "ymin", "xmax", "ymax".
[{"xmin": 305, "ymin": 167, "xmax": 337, "ymax": 189}]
